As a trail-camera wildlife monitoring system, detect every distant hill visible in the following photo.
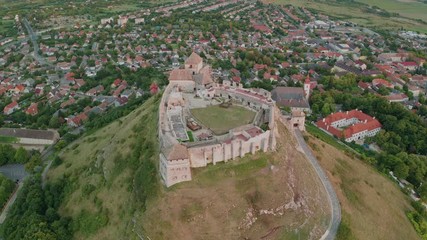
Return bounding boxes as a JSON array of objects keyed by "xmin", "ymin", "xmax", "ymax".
[{"xmin": 268, "ymin": 0, "xmax": 427, "ymax": 33}]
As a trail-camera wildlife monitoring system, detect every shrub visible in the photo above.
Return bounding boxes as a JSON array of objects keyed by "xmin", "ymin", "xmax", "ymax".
[
  {"xmin": 81, "ymin": 184, "xmax": 96, "ymax": 196},
  {"xmin": 73, "ymin": 209, "xmax": 109, "ymax": 236}
]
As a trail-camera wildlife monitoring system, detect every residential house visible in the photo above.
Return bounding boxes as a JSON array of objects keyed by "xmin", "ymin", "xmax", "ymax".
[
  {"xmin": 3, "ymin": 101, "xmax": 19, "ymax": 115},
  {"xmin": 25, "ymin": 102, "xmax": 38, "ymax": 116}
]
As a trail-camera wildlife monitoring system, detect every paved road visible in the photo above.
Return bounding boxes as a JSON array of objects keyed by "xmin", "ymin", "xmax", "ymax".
[
  {"xmin": 0, "ymin": 164, "xmax": 28, "ymax": 182},
  {"xmin": 22, "ymin": 18, "xmax": 56, "ymax": 70},
  {"xmin": 294, "ymin": 129, "xmax": 341, "ymax": 240}
]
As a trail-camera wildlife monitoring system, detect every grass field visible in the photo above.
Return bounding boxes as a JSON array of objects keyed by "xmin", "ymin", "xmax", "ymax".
[
  {"xmin": 305, "ymin": 132, "xmax": 420, "ymax": 240},
  {"xmin": 267, "ymin": 0, "xmax": 427, "ymax": 33},
  {"xmin": 356, "ymin": 0, "xmax": 427, "ymax": 22},
  {"xmin": 190, "ymin": 105, "xmax": 256, "ymax": 135},
  {"xmin": 0, "ymin": 135, "xmax": 18, "ymax": 144},
  {"xmin": 0, "ymin": 19, "xmax": 16, "ymax": 37},
  {"xmin": 139, "ymin": 120, "xmax": 330, "ymax": 240},
  {"xmin": 306, "ymin": 123, "xmax": 347, "ymax": 152}
]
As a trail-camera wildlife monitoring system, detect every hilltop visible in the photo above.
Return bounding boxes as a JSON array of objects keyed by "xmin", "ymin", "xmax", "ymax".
[
  {"xmin": 40, "ymin": 96, "xmax": 422, "ymax": 240},
  {"xmin": 47, "ymin": 94, "xmax": 332, "ymax": 239}
]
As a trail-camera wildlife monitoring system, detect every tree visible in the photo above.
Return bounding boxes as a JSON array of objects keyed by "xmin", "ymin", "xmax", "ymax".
[
  {"xmin": 48, "ymin": 116, "xmax": 60, "ymax": 129},
  {"xmin": 25, "ymin": 154, "xmax": 42, "ymax": 173},
  {"xmin": 14, "ymin": 147, "xmax": 29, "ymax": 164},
  {"xmin": 418, "ymin": 184, "xmax": 427, "ymax": 201},
  {"xmin": 321, "ymin": 103, "xmax": 332, "ymax": 116},
  {"xmin": 0, "ymin": 144, "xmax": 16, "ymax": 165},
  {"xmin": 394, "ymin": 161, "xmax": 409, "ymax": 179}
]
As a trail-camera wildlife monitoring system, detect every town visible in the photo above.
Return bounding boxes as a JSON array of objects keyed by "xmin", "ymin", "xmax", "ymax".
[{"xmin": 0, "ymin": 0, "xmax": 427, "ymax": 239}]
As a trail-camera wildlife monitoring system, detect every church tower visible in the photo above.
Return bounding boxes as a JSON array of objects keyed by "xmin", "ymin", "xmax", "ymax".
[{"xmin": 304, "ymin": 74, "xmax": 311, "ymax": 100}]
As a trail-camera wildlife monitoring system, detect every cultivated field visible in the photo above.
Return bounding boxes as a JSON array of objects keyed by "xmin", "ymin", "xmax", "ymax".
[
  {"xmin": 357, "ymin": 0, "xmax": 427, "ymax": 22},
  {"xmin": 305, "ymin": 133, "xmax": 419, "ymax": 240},
  {"xmin": 138, "ymin": 121, "xmax": 331, "ymax": 240},
  {"xmin": 267, "ymin": 0, "xmax": 427, "ymax": 33},
  {"xmin": 190, "ymin": 105, "xmax": 256, "ymax": 135}
]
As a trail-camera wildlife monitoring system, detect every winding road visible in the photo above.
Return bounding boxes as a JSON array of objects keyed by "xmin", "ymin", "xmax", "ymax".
[
  {"xmin": 294, "ymin": 129, "xmax": 341, "ymax": 240},
  {"xmin": 22, "ymin": 18, "xmax": 56, "ymax": 70}
]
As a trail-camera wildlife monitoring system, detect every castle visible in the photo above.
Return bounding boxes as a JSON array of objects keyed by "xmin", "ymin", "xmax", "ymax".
[{"xmin": 158, "ymin": 53, "xmax": 276, "ymax": 187}]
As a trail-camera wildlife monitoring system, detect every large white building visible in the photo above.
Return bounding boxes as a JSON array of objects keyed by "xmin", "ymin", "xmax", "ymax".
[{"xmin": 316, "ymin": 110, "xmax": 382, "ymax": 142}]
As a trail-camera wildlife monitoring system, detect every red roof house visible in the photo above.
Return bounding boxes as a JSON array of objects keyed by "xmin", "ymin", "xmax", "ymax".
[
  {"xmin": 25, "ymin": 102, "xmax": 38, "ymax": 116},
  {"xmin": 3, "ymin": 101, "xmax": 19, "ymax": 115}
]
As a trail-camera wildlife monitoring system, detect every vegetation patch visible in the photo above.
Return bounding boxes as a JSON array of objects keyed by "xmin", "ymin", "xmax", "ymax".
[
  {"xmin": 306, "ymin": 123, "xmax": 347, "ymax": 152},
  {"xmin": 0, "ymin": 176, "xmax": 72, "ymax": 240},
  {"xmin": 195, "ymin": 156, "xmax": 268, "ymax": 185},
  {"xmin": 0, "ymin": 135, "xmax": 17, "ymax": 144},
  {"xmin": 306, "ymin": 133, "xmax": 420, "ymax": 240},
  {"xmin": 73, "ymin": 209, "xmax": 109, "ymax": 237},
  {"xmin": 47, "ymin": 96, "xmax": 161, "ymax": 239},
  {"xmin": 336, "ymin": 215, "xmax": 356, "ymax": 240},
  {"xmin": 0, "ymin": 174, "xmax": 15, "ymax": 209},
  {"xmin": 180, "ymin": 202, "xmax": 204, "ymax": 222},
  {"xmin": 190, "ymin": 105, "xmax": 256, "ymax": 135}
]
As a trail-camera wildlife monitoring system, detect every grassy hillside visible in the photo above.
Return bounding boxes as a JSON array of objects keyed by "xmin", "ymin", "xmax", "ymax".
[
  {"xmin": 356, "ymin": 0, "xmax": 427, "ymax": 22},
  {"xmin": 267, "ymin": 0, "xmax": 427, "ymax": 33},
  {"xmin": 47, "ymin": 95, "xmax": 161, "ymax": 240},
  {"xmin": 305, "ymin": 133, "xmax": 420, "ymax": 240},
  {"xmin": 138, "ymin": 120, "xmax": 330, "ymax": 240},
  {"xmin": 48, "ymin": 94, "xmax": 331, "ymax": 239}
]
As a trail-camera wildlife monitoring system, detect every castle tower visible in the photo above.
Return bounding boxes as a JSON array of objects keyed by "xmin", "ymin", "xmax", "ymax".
[
  {"xmin": 185, "ymin": 52, "xmax": 203, "ymax": 74},
  {"xmin": 304, "ymin": 74, "xmax": 311, "ymax": 100}
]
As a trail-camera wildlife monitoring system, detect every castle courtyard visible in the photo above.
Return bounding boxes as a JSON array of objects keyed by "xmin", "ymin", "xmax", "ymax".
[{"xmin": 190, "ymin": 105, "xmax": 256, "ymax": 135}]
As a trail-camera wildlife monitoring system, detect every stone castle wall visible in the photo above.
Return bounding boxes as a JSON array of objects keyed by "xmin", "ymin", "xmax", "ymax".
[{"xmin": 158, "ymin": 57, "xmax": 277, "ymax": 187}]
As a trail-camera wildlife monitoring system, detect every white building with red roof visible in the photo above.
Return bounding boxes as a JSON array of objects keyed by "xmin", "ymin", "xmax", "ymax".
[
  {"xmin": 316, "ymin": 110, "xmax": 382, "ymax": 142},
  {"xmin": 3, "ymin": 101, "xmax": 19, "ymax": 115},
  {"xmin": 399, "ymin": 62, "xmax": 418, "ymax": 71}
]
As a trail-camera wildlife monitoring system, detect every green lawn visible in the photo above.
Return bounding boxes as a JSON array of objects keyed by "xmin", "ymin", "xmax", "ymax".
[
  {"xmin": 0, "ymin": 135, "xmax": 18, "ymax": 144},
  {"xmin": 0, "ymin": 19, "xmax": 16, "ymax": 37},
  {"xmin": 190, "ymin": 105, "xmax": 256, "ymax": 135},
  {"xmin": 305, "ymin": 123, "xmax": 347, "ymax": 151}
]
